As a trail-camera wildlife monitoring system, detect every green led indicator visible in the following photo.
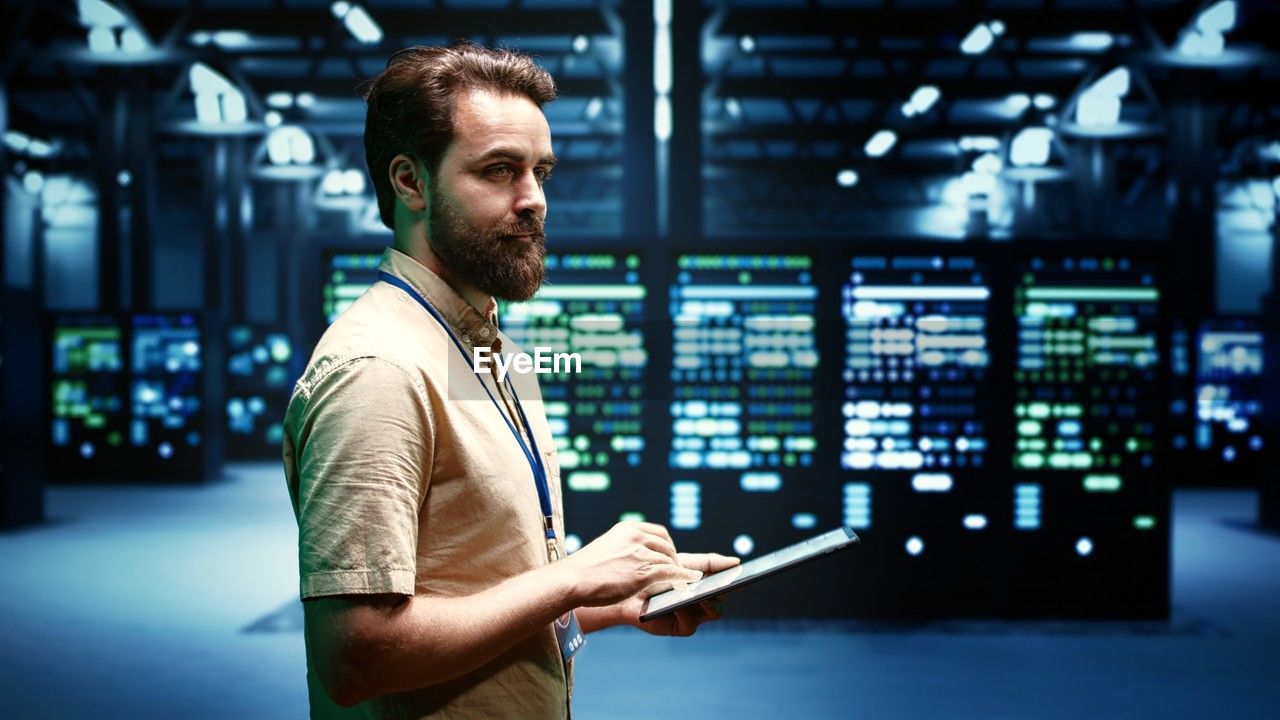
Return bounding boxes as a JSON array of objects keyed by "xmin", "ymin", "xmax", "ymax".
[
  {"xmin": 1017, "ymin": 452, "xmax": 1045, "ymax": 469},
  {"xmin": 619, "ymin": 511, "xmax": 645, "ymax": 522},
  {"xmin": 1083, "ymin": 474, "xmax": 1122, "ymax": 492},
  {"xmin": 1134, "ymin": 515, "xmax": 1157, "ymax": 530}
]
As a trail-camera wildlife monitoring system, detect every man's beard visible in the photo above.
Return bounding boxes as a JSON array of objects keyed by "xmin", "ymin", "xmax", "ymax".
[{"xmin": 426, "ymin": 187, "xmax": 547, "ymax": 302}]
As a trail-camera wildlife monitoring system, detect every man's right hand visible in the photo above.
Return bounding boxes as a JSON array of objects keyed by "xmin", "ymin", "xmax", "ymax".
[{"xmin": 559, "ymin": 521, "xmax": 703, "ymax": 607}]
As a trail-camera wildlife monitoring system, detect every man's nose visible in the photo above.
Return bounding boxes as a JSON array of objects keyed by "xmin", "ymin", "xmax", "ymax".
[{"xmin": 513, "ymin": 171, "xmax": 546, "ymax": 218}]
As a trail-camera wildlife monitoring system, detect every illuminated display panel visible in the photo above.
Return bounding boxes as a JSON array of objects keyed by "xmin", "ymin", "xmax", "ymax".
[
  {"xmin": 324, "ymin": 252, "xmax": 382, "ymax": 324},
  {"xmin": 501, "ymin": 253, "xmax": 648, "ymax": 548},
  {"xmin": 842, "ymin": 254, "xmax": 991, "ymax": 485},
  {"xmin": 667, "ymin": 254, "xmax": 819, "ymax": 556},
  {"xmin": 1011, "ymin": 254, "xmax": 1166, "ymax": 616},
  {"xmin": 130, "ymin": 314, "xmax": 204, "ymax": 475},
  {"xmin": 226, "ymin": 325, "xmax": 294, "ymax": 459},
  {"xmin": 1014, "ymin": 258, "xmax": 1160, "ymax": 479},
  {"xmin": 49, "ymin": 317, "xmax": 126, "ymax": 474},
  {"xmin": 836, "ymin": 252, "xmax": 997, "ymax": 616},
  {"xmin": 1194, "ymin": 319, "xmax": 1264, "ymax": 466}
]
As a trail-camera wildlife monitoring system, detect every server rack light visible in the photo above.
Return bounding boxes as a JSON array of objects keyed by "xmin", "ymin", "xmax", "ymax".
[
  {"xmin": 840, "ymin": 250, "xmax": 993, "ymax": 614},
  {"xmin": 1195, "ymin": 319, "xmax": 1264, "ymax": 466},
  {"xmin": 843, "ymin": 255, "xmax": 990, "ymax": 479},
  {"xmin": 226, "ymin": 325, "xmax": 294, "ymax": 459},
  {"xmin": 130, "ymin": 313, "xmax": 204, "ymax": 476},
  {"xmin": 501, "ymin": 253, "xmax": 649, "ymax": 548},
  {"xmin": 323, "ymin": 252, "xmax": 382, "ymax": 324},
  {"xmin": 668, "ymin": 254, "xmax": 820, "ymax": 556},
  {"xmin": 49, "ymin": 317, "xmax": 127, "ymax": 476},
  {"xmin": 1012, "ymin": 254, "xmax": 1167, "ymax": 617}
]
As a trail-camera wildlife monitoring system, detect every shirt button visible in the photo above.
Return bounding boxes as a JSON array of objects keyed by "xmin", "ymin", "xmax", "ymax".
[{"xmin": 461, "ymin": 334, "xmax": 471, "ymax": 344}]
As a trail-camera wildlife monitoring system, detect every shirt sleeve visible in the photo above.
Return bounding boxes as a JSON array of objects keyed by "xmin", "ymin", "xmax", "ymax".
[{"xmin": 289, "ymin": 356, "xmax": 433, "ymax": 599}]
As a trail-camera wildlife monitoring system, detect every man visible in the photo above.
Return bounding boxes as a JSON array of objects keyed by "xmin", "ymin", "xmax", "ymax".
[{"xmin": 283, "ymin": 43, "xmax": 737, "ymax": 719}]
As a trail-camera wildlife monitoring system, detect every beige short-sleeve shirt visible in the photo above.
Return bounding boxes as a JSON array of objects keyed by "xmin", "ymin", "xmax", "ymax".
[{"xmin": 283, "ymin": 247, "xmax": 570, "ymax": 719}]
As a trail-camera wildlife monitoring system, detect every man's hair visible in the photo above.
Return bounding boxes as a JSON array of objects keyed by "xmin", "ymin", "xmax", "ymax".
[{"xmin": 362, "ymin": 42, "xmax": 558, "ymax": 229}]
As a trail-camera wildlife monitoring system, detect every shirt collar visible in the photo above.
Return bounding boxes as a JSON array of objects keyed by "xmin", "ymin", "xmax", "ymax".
[{"xmin": 380, "ymin": 247, "xmax": 502, "ymax": 349}]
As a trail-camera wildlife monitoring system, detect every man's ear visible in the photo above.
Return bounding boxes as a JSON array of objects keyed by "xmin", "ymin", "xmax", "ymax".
[{"xmin": 389, "ymin": 153, "xmax": 428, "ymax": 213}]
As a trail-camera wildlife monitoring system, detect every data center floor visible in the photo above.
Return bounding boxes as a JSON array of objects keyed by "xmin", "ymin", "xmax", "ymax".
[{"xmin": 1, "ymin": 464, "xmax": 1277, "ymax": 719}]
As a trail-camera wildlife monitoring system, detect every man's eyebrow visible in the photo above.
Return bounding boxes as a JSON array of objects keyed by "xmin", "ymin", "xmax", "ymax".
[{"xmin": 475, "ymin": 147, "xmax": 558, "ymax": 166}]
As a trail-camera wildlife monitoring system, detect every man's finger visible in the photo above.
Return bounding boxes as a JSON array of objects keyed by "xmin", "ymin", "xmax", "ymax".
[
  {"xmin": 639, "ymin": 533, "xmax": 680, "ymax": 562},
  {"xmin": 676, "ymin": 552, "xmax": 742, "ymax": 573},
  {"xmin": 632, "ymin": 521, "xmax": 675, "ymax": 545}
]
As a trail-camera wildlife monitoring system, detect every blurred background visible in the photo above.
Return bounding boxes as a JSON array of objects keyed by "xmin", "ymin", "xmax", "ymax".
[{"xmin": 1, "ymin": 0, "xmax": 1278, "ymax": 718}]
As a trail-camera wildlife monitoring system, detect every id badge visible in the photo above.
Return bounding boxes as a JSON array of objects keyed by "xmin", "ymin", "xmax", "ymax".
[{"xmin": 554, "ymin": 610, "xmax": 585, "ymax": 661}]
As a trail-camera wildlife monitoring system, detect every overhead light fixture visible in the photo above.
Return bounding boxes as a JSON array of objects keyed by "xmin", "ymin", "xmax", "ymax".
[
  {"xmin": 960, "ymin": 20, "xmax": 1004, "ymax": 55},
  {"xmin": 322, "ymin": 169, "xmax": 345, "ymax": 195},
  {"xmin": 1178, "ymin": 0, "xmax": 1236, "ymax": 58},
  {"xmin": 1032, "ymin": 94, "xmax": 1056, "ymax": 110},
  {"xmin": 654, "ymin": 0, "xmax": 673, "ymax": 143},
  {"xmin": 266, "ymin": 92, "xmax": 293, "ymax": 109},
  {"xmin": 342, "ymin": 169, "xmax": 366, "ymax": 195},
  {"xmin": 1005, "ymin": 93, "xmax": 1031, "ymax": 114},
  {"xmin": 864, "ymin": 130, "xmax": 897, "ymax": 158},
  {"xmin": 22, "ymin": 170, "xmax": 44, "ymax": 195},
  {"xmin": 77, "ymin": 0, "xmax": 150, "ymax": 55},
  {"xmin": 28, "ymin": 139, "xmax": 55, "ymax": 157},
  {"xmin": 317, "ymin": 167, "xmax": 366, "ymax": 205},
  {"xmin": 972, "ymin": 152, "xmax": 1002, "ymax": 175},
  {"xmin": 654, "ymin": 95, "xmax": 672, "ymax": 141},
  {"xmin": 1010, "ymin": 128, "xmax": 1054, "ymax": 167},
  {"xmin": 4, "ymin": 130, "xmax": 31, "ymax": 153},
  {"xmin": 1069, "ymin": 32, "xmax": 1114, "ymax": 51},
  {"xmin": 1197, "ymin": 0, "xmax": 1238, "ymax": 33},
  {"xmin": 739, "ymin": 35, "xmax": 756, "ymax": 54},
  {"xmin": 210, "ymin": 30, "xmax": 251, "ymax": 49},
  {"xmin": 1075, "ymin": 67, "xmax": 1129, "ymax": 127},
  {"xmin": 4, "ymin": 130, "xmax": 59, "ymax": 158},
  {"xmin": 572, "ymin": 35, "xmax": 590, "ymax": 54},
  {"xmin": 902, "ymin": 85, "xmax": 941, "ymax": 117},
  {"xmin": 958, "ymin": 136, "xmax": 1000, "ymax": 152},
  {"xmin": 836, "ymin": 168, "xmax": 859, "ymax": 188},
  {"xmin": 189, "ymin": 63, "xmax": 247, "ymax": 125},
  {"xmin": 266, "ymin": 126, "xmax": 315, "ymax": 166},
  {"xmin": 330, "ymin": 1, "xmax": 383, "ymax": 45}
]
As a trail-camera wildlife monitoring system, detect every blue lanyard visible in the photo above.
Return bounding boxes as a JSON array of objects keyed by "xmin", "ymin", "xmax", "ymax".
[{"xmin": 378, "ymin": 271, "xmax": 557, "ymax": 545}]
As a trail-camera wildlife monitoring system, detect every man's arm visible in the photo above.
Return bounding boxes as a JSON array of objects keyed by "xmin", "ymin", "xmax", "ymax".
[{"xmin": 307, "ymin": 521, "xmax": 702, "ymax": 707}]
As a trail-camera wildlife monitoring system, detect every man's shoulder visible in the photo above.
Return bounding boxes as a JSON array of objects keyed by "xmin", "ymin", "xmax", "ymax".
[{"xmin": 296, "ymin": 283, "xmax": 451, "ymax": 396}]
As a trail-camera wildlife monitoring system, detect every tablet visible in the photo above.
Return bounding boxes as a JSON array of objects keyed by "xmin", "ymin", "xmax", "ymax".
[{"xmin": 640, "ymin": 527, "xmax": 860, "ymax": 622}]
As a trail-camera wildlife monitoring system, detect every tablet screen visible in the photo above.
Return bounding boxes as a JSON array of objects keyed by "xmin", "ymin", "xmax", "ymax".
[{"xmin": 640, "ymin": 527, "xmax": 859, "ymax": 622}]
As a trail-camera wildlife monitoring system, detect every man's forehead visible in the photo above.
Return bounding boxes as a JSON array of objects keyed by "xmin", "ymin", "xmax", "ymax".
[{"xmin": 451, "ymin": 88, "xmax": 552, "ymax": 156}]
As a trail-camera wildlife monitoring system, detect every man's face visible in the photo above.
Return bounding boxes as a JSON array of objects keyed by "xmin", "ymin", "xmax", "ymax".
[{"xmin": 425, "ymin": 88, "xmax": 555, "ymax": 302}]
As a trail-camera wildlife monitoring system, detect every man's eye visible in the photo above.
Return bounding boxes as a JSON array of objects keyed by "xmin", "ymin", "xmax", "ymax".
[
  {"xmin": 486, "ymin": 165, "xmax": 511, "ymax": 178},
  {"xmin": 534, "ymin": 168, "xmax": 553, "ymax": 183}
]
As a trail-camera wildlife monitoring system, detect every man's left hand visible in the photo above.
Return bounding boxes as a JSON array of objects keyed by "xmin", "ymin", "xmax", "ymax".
[{"xmin": 619, "ymin": 552, "xmax": 740, "ymax": 637}]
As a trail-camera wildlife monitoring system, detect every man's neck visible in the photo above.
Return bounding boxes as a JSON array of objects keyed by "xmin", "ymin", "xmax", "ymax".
[{"xmin": 394, "ymin": 235, "xmax": 493, "ymax": 316}]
